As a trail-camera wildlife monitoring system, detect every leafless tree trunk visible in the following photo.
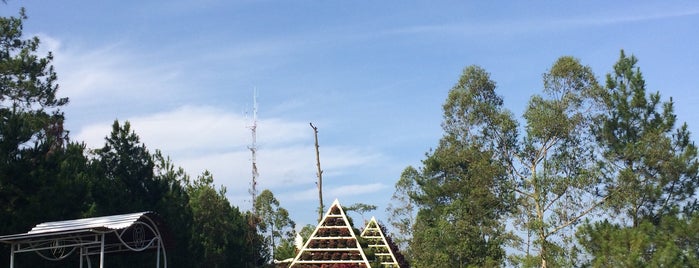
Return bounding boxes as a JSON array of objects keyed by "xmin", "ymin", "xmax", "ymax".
[{"xmin": 310, "ymin": 123, "xmax": 324, "ymax": 222}]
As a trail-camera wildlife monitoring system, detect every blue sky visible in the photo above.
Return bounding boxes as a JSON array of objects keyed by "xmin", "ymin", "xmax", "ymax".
[{"xmin": 3, "ymin": 1, "xmax": 699, "ymax": 229}]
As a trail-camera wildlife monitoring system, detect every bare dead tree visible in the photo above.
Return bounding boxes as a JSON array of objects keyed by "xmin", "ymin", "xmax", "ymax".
[{"xmin": 310, "ymin": 122, "xmax": 324, "ymax": 222}]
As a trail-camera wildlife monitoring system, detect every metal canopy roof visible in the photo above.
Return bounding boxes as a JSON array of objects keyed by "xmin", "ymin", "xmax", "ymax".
[{"xmin": 0, "ymin": 211, "xmax": 170, "ymax": 268}]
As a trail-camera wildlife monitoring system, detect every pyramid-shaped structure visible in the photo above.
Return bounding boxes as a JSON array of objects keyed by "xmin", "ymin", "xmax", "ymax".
[
  {"xmin": 360, "ymin": 217, "xmax": 401, "ymax": 268},
  {"xmin": 289, "ymin": 199, "xmax": 371, "ymax": 268}
]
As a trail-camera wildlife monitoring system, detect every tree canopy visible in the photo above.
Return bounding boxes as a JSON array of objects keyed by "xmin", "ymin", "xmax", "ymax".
[{"xmin": 389, "ymin": 52, "xmax": 699, "ymax": 268}]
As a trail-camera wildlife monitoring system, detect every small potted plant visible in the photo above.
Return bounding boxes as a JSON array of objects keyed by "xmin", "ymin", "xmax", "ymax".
[{"xmin": 301, "ymin": 252, "xmax": 312, "ymax": 260}]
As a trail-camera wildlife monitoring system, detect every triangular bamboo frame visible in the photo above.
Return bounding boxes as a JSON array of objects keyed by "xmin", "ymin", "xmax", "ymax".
[
  {"xmin": 289, "ymin": 199, "xmax": 371, "ymax": 267},
  {"xmin": 360, "ymin": 217, "xmax": 401, "ymax": 268}
]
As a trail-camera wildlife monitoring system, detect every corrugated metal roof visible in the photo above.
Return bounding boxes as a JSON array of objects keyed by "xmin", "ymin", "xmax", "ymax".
[
  {"xmin": 0, "ymin": 212, "xmax": 157, "ymax": 243},
  {"xmin": 28, "ymin": 212, "xmax": 149, "ymax": 234}
]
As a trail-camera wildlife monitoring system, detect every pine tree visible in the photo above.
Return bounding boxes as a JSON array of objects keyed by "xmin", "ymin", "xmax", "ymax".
[{"xmin": 577, "ymin": 50, "xmax": 699, "ymax": 266}]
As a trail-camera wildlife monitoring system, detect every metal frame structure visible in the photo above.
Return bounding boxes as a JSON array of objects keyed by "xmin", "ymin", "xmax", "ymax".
[
  {"xmin": 289, "ymin": 199, "xmax": 371, "ymax": 267},
  {"xmin": 0, "ymin": 212, "xmax": 169, "ymax": 268},
  {"xmin": 360, "ymin": 217, "xmax": 401, "ymax": 268}
]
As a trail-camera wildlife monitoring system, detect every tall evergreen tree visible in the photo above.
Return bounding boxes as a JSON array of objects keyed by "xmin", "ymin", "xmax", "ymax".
[
  {"xmin": 407, "ymin": 66, "xmax": 515, "ymax": 267},
  {"xmin": 152, "ymin": 150, "xmax": 194, "ymax": 267},
  {"xmin": 0, "ymin": 8, "xmax": 77, "ymax": 266},
  {"xmin": 596, "ymin": 50, "xmax": 699, "ymax": 225},
  {"xmin": 187, "ymin": 171, "xmax": 268, "ymax": 267},
  {"xmin": 92, "ymin": 120, "xmax": 157, "ymax": 214},
  {"xmin": 91, "ymin": 121, "xmax": 201, "ymax": 267},
  {"xmin": 0, "ymin": 6, "xmax": 69, "ymax": 228},
  {"xmin": 577, "ymin": 51, "xmax": 699, "ymax": 266},
  {"xmin": 187, "ymin": 171, "xmax": 234, "ymax": 267}
]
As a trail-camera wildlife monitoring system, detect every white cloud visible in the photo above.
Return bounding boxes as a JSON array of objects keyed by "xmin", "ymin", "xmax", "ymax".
[
  {"xmin": 380, "ymin": 8, "xmax": 699, "ymax": 38},
  {"xmin": 34, "ymin": 31, "xmax": 396, "ymax": 224},
  {"xmin": 125, "ymin": 106, "xmax": 251, "ymax": 153},
  {"xmin": 327, "ymin": 183, "xmax": 388, "ymax": 199},
  {"xmin": 32, "ymin": 34, "xmax": 185, "ymax": 106},
  {"xmin": 76, "ymin": 105, "xmax": 312, "ymax": 153},
  {"xmin": 73, "ymin": 104, "xmax": 385, "ymax": 202},
  {"xmin": 568, "ymin": 9, "xmax": 699, "ymax": 27},
  {"xmin": 278, "ymin": 183, "xmax": 388, "ymax": 203},
  {"xmin": 73, "ymin": 123, "xmax": 111, "ymax": 149}
]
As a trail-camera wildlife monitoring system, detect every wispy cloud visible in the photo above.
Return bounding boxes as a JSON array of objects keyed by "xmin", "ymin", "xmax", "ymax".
[
  {"xmin": 569, "ymin": 9, "xmax": 699, "ymax": 26},
  {"xmin": 39, "ymin": 37, "xmax": 183, "ymax": 104},
  {"xmin": 35, "ymin": 32, "xmax": 308, "ymax": 116},
  {"xmin": 377, "ymin": 8, "xmax": 699, "ymax": 38},
  {"xmin": 327, "ymin": 183, "xmax": 388, "ymax": 198},
  {"xmin": 39, "ymin": 29, "xmax": 393, "ymax": 220},
  {"xmin": 73, "ymin": 104, "xmax": 385, "ymax": 203},
  {"xmin": 279, "ymin": 183, "xmax": 388, "ymax": 202}
]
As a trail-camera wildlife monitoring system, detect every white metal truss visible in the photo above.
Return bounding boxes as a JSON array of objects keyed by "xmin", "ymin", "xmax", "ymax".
[
  {"xmin": 360, "ymin": 217, "xmax": 401, "ymax": 268},
  {"xmin": 0, "ymin": 212, "xmax": 168, "ymax": 268},
  {"xmin": 289, "ymin": 199, "xmax": 371, "ymax": 267}
]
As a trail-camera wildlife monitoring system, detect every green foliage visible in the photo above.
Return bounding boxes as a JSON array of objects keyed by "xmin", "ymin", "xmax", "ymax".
[
  {"xmin": 386, "ymin": 166, "xmax": 418, "ymax": 259},
  {"xmin": 274, "ymin": 238, "xmax": 297, "ymax": 261},
  {"xmin": 406, "ymin": 66, "xmax": 514, "ymax": 267},
  {"xmin": 299, "ymin": 223, "xmax": 315, "ymax": 244},
  {"xmin": 345, "ymin": 202, "xmax": 377, "ymax": 223},
  {"xmin": 0, "ymin": 8, "xmax": 67, "ymax": 111},
  {"xmin": 92, "ymin": 120, "xmax": 156, "ymax": 214},
  {"xmin": 188, "ymin": 171, "xmax": 267, "ymax": 267},
  {"xmin": 255, "ymin": 189, "xmax": 296, "ymax": 262},
  {"xmin": 0, "ymin": 8, "xmax": 75, "ymax": 267},
  {"xmin": 90, "ymin": 121, "xmax": 192, "ymax": 267},
  {"xmin": 377, "ymin": 219, "xmax": 410, "ymax": 268},
  {"xmin": 577, "ymin": 212, "xmax": 699, "ymax": 267},
  {"xmin": 509, "ymin": 56, "xmax": 603, "ymax": 267},
  {"xmin": 152, "ymin": 150, "xmax": 194, "ymax": 267},
  {"xmin": 577, "ymin": 50, "xmax": 699, "ymax": 265},
  {"xmin": 595, "ymin": 50, "xmax": 699, "ymax": 224},
  {"xmin": 0, "ymin": 7, "xmax": 69, "ymax": 226}
]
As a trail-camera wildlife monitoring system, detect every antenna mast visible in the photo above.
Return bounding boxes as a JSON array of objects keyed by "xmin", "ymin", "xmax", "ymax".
[
  {"xmin": 249, "ymin": 92, "xmax": 259, "ymax": 214},
  {"xmin": 245, "ymin": 90, "xmax": 260, "ymax": 267}
]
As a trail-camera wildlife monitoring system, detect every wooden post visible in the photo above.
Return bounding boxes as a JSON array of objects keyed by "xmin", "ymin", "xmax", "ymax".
[{"xmin": 310, "ymin": 123, "xmax": 324, "ymax": 222}]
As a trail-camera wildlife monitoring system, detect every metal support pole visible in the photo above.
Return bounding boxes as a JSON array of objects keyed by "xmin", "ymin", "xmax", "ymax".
[
  {"xmin": 9, "ymin": 243, "xmax": 15, "ymax": 268},
  {"xmin": 80, "ymin": 247, "xmax": 84, "ymax": 268},
  {"xmin": 100, "ymin": 233, "xmax": 105, "ymax": 268},
  {"xmin": 156, "ymin": 239, "xmax": 160, "ymax": 268}
]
